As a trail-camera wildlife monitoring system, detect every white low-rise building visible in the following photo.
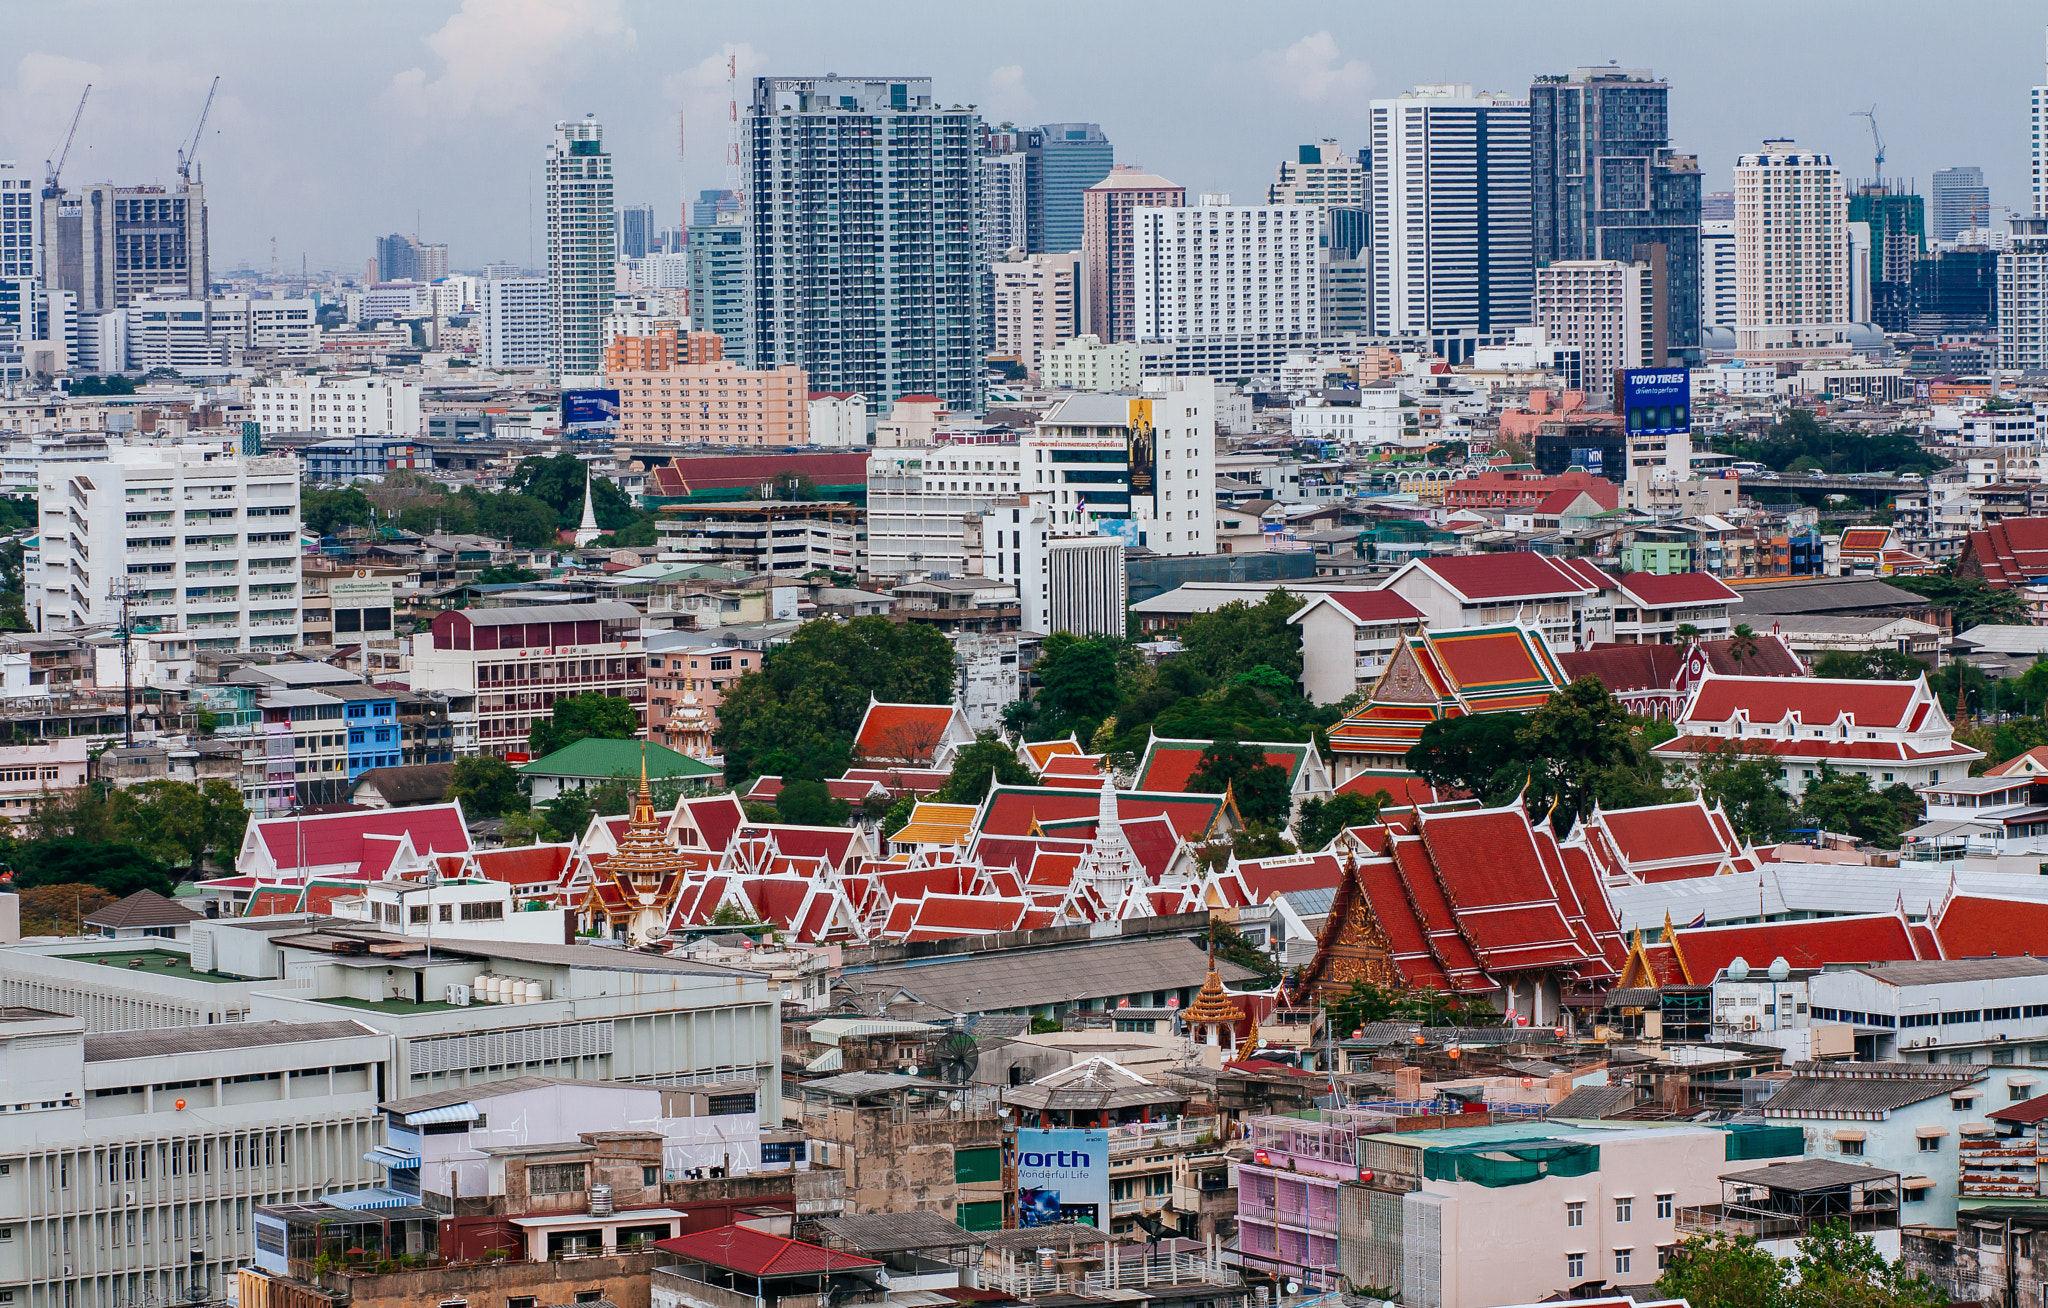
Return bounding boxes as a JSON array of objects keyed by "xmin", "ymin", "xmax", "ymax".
[
  {"xmin": 1041, "ymin": 334, "xmax": 1143, "ymax": 393},
  {"xmin": 1290, "ymin": 385, "xmax": 1416, "ymax": 447},
  {"xmin": 245, "ymin": 374, "xmax": 422, "ymax": 438},
  {"xmin": 867, "ymin": 444, "xmax": 1024, "ymax": 581},
  {"xmin": 807, "ymin": 391, "xmax": 869, "ymax": 447}
]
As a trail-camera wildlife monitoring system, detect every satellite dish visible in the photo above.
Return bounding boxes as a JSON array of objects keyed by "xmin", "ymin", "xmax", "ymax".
[{"xmin": 932, "ymin": 1031, "xmax": 981, "ymax": 1084}]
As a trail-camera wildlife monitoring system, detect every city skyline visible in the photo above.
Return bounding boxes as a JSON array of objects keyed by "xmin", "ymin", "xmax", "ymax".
[{"xmin": 0, "ymin": 0, "xmax": 2039, "ymax": 273}]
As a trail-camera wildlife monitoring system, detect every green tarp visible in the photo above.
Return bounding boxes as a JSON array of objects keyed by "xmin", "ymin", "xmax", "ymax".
[
  {"xmin": 1724, "ymin": 1125, "xmax": 1806, "ymax": 1161},
  {"xmin": 1422, "ymin": 1140, "xmax": 1600, "ymax": 1188}
]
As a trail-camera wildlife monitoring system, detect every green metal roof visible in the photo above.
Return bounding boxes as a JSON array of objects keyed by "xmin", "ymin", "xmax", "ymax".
[{"xmin": 516, "ymin": 737, "xmax": 723, "ymax": 781}]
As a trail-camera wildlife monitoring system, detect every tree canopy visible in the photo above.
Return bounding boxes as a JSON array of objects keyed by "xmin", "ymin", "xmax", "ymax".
[
  {"xmin": 1294, "ymin": 789, "xmax": 1384, "ymax": 851},
  {"xmin": 528, "ymin": 692, "xmax": 639, "ymax": 758},
  {"xmin": 775, "ymin": 779, "xmax": 851, "ymax": 827},
  {"xmin": 1657, "ymin": 1221, "xmax": 1943, "ymax": 1308},
  {"xmin": 937, "ymin": 733, "xmax": 1035, "ymax": 805},
  {"xmin": 715, "ymin": 616, "xmax": 957, "ymax": 782},
  {"xmin": 1795, "ymin": 764, "xmax": 1924, "ymax": 847},
  {"xmin": 1185, "ymin": 737, "xmax": 1293, "ymax": 828},
  {"xmin": 448, "ymin": 755, "xmax": 526, "ymax": 819},
  {"xmin": 303, "ymin": 487, "xmax": 374, "ymax": 537},
  {"xmin": 23, "ymin": 779, "xmax": 248, "ymax": 881},
  {"xmin": 1887, "ymin": 572, "xmax": 2027, "ymax": 629},
  {"xmin": 1810, "ymin": 649, "xmax": 1928, "ymax": 681},
  {"xmin": 1712, "ymin": 409, "xmax": 1948, "ymax": 477},
  {"xmin": 1176, "ymin": 591, "xmax": 1304, "ymax": 685}
]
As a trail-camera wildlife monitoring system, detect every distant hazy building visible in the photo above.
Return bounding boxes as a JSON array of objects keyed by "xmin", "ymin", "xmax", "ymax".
[
  {"xmin": 1530, "ymin": 66, "xmax": 1701, "ymax": 364},
  {"xmin": 1734, "ymin": 141, "xmax": 1849, "ymax": 354},
  {"xmin": 746, "ymin": 76, "xmax": 982, "ymax": 411},
  {"xmin": 42, "ymin": 181, "xmax": 208, "ymax": 314},
  {"xmin": 374, "ymin": 233, "xmax": 447, "ymax": 283},
  {"xmin": 1031, "ymin": 123, "xmax": 1113, "ymax": 254},
  {"xmin": 1931, "ymin": 167, "xmax": 1990, "ymax": 242},
  {"xmin": 980, "ymin": 152, "xmax": 1029, "ymax": 262},
  {"xmin": 1082, "ymin": 167, "xmax": 1184, "ymax": 342},
  {"xmin": 688, "ymin": 218, "xmax": 746, "ymax": 356},
  {"xmin": 619, "ymin": 202, "xmax": 657, "ymax": 259},
  {"xmin": 1701, "ymin": 191, "xmax": 1734, "ymax": 221},
  {"xmin": 692, "ymin": 189, "xmax": 741, "ymax": 227},
  {"xmin": 0, "ymin": 161, "xmax": 38, "ymax": 281},
  {"xmin": 1701, "ymin": 219, "xmax": 1737, "ymax": 330},
  {"xmin": 1371, "ymin": 84, "xmax": 1534, "ymax": 355},
  {"xmin": 545, "ymin": 114, "xmax": 617, "ymax": 376}
]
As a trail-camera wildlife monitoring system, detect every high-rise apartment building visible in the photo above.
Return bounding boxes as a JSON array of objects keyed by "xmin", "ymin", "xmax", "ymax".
[
  {"xmin": 1371, "ymin": 84, "xmax": 1534, "ymax": 355},
  {"xmin": 866, "ymin": 444, "xmax": 1026, "ymax": 581},
  {"xmin": 1032, "ymin": 123, "xmax": 1113, "ymax": 254},
  {"xmin": 1733, "ymin": 141, "xmax": 1850, "ymax": 354},
  {"xmin": 688, "ymin": 217, "xmax": 746, "ymax": 354},
  {"xmin": 2034, "ymin": 30, "xmax": 2048, "ymax": 217},
  {"xmin": 981, "ymin": 152, "xmax": 1029, "ymax": 261},
  {"xmin": 993, "ymin": 251, "xmax": 1080, "ymax": 379},
  {"xmin": 1700, "ymin": 219, "xmax": 1737, "ymax": 330},
  {"xmin": 1534, "ymin": 260, "xmax": 1657, "ymax": 404},
  {"xmin": 0, "ymin": 161, "xmax": 39, "ymax": 280},
  {"xmin": 1530, "ymin": 67, "xmax": 1701, "ymax": 364},
  {"xmin": 745, "ymin": 76, "xmax": 982, "ymax": 411},
  {"xmin": 1025, "ymin": 377, "xmax": 1216, "ymax": 555},
  {"xmin": 1932, "ymin": 167, "xmax": 1990, "ymax": 243},
  {"xmin": 1134, "ymin": 203, "xmax": 1321, "ymax": 343},
  {"xmin": 38, "ymin": 446, "xmax": 302, "ymax": 654},
  {"xmin": 41, "ymin": 181, "xmax": 208, "ymax": 314},
  {"xmin": 1847, "ymin": 186, "xmax": 1924, "ymax": 287},
  {"xmin": 545, "ymin": 115, "xmax": 616, "ymax": 377},
  {"xmin": 1998, "ymin": 217, "xmax": 2048, "ymax": 371},
  {"xmin": 372, "ymin": 233, "xmax": 448, "ymax": 283},
  {"xmin": 1082, "ymin": 167, "xmax": 1184, "ymax": 342},
  {"xmin": 480, "ymin": 275, "xmax": 548, "ymax": 368},
  {"xmin": 619, "ymin": 202, "xmax": 657, "ymax": 259}
]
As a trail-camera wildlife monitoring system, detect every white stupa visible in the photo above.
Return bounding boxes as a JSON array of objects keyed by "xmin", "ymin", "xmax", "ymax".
[{"xmin": 573, "ymin": 464, "xmax": 603, "ymax": 547}]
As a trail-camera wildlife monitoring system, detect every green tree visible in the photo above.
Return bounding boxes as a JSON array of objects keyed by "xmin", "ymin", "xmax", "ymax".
[
  {"xmin": 1686, "ymin": 740, "xmax": 1796, "ymax": 844},
  {"xmin": 528, "ymin": 693, "xmax": 639, "ymax": 758},
  {"xmin": 507, "ymin": 454, "xmax": 642, "ymax": 530},
  {"xmin": 937, "ymin": 733, "xmax": 1034, "ymax": 805},
  {"xmin": 1185, "ymin": 737, "xmax": 1293, "ymax": 827},
  {"xmin": 476, "ymin": 564, "xmax": 540, "ymax": 585},
  {"xmin": 68, "ymin": 375, "xmax": 137, "ymax": 397},
  {"xmin": 775, "ymin": 779, "xmax": 851, "ymax": 826},
  {"xmin": 1655, "ymin": 1232, "xmax": 1785, "ymax": 1308},
  {"xmin": 880, "ymin": 794, "xmax": 916, "ymax": 839},
  {"xmin": 1033, "ymin": 634, "xmax": 1128, "ymax": 736},
  {"xmin": 1520, "ymin": 678, "xmax": 1641, "ymax": 834},
  {"xmin": 1295, "ymin": 790, "xmax": 1385, "ymax": 851},
  {"xmin": 14, "ymin": 839, "xmax": 174, "ymax": 899},
  {"xmin": 1811, "ymin": 649, "xmax": 1928, "ymax": 681},
  {"xmin": 541, "ymin": 789, "xmax": 594, "ymax": 843},
  {"xmin": 1929, "ymin": 659, "xmax": 1990, "ymax": 718},
  {"xmin": 198, "ymin": 779, "xmax": 249, "ymax": 870},
  {"xmin": 448, "ymin": 755, "xmax": 526, "ymax": 819},
  {"xmin": 499, "ymin": 812, "xmax": 548, "ymax": 847},
  {"xmin": 1177, "ymin": 591, "xmax": 1304, "ymax": 684},
  {"xmin": 302, "ymin": 486, "xmax": 375, "ymax": 536},
  {"xmin": 1407, "ymin": 713, "xmax": 1534, "ymax": 804},
  {"xmin": 468, "ymin": 491, "xmax": 561, "ymax": 548},
  {"xmin": 715, "ymin": 616, "xmax": 957, "ymax": 782},
  {"xmin": 1795, "ymin": 765, "xmax": 1924, "ymax": 848},
  {"xmin": 1888, "ymin": 572, "xmax": 2027, "ymax": 629}
]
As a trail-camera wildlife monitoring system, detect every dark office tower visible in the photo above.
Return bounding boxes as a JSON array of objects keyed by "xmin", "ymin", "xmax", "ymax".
[
  {"xmin": 746, "ymin": 76, "xmax": 982, "ymax": 410},
  {"xmin": 1029, "ymin": 123, "xmax": 1112, "ymax": 253},
  {"xmin": 375, "ymin": 233, "xmax": 417, "ymax": 282},
  {"xmin": 1931, "ymin": 167, "xmax": 1990, "ymax": 242},
  {"xmin": 1909, "ymin": 246, "xmax": 1997, "ymax": 335},
  {"xmin": 1530, "ymin": 67, "xmax": 1702, "ymax": 362},
  {"xmin": 691, "ymin": 189, "xmax": 741, "ymax": 228},
  {"xmin": 618, "ymin": 203, "xmax": 656, "ymax": 259}
]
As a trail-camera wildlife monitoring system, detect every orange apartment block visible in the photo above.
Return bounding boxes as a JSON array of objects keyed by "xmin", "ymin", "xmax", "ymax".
[
  {"xmin": 606, "ymin": 329, "xmax": 726, "ymax": 370},
  {"xmin": 610, "ymin": 342, "xmax": 812, "ymax": 447}
]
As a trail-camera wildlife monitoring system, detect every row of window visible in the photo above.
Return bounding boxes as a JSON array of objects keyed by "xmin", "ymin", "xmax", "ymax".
[{"xmin": 1565, "ymin": 1195, "xmax": 1672, "ymax": 1226}]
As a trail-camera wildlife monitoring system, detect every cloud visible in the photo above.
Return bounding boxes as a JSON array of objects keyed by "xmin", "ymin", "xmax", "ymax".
[
  {"xmin": 981, "ymin": 65, "xmax": 1036, "ymax": 122},
  {"xmin": 389, "ymin": 0, "xmax": 634, "ymax": 117},
  {"xmin": 1256, "ymin": 31, "xmax": 1372, "ymax": 107},
  {"xmin": 0, "ymin": 53, "xmax": 243, "ymax": 189}
]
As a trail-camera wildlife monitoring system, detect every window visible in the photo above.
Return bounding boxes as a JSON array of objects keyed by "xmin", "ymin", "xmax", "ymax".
[
  {"xmin": 575, "ymin": 1295, "xmax": 604, "ymax": 1305},
  {"xmin": 642, "ymin": 1166, "xmax": 659, "ymax": 1187},
  {"xmin": 2021, "ymin": 1086, "xmax": 2037, "ymax": 1101},
  {"xmin": 1615, "ymin": 1249, "xmax": 1632, "ymax": 1275},
  {"xmin": 1955, "ymin": 1097, "xmax": 1978, "ymax": 1112},
  {"xmin": 508, "ymin": 1299, "xmax": 537, "ymax": 1308},
  {"xmin": 1841, "ymin": 1138, "xmax": 1864, "ymax": 1156},
  {"xmin": 1566, "ymin": 1202, "xmax": 1584, "ymax": 1228},
  {"xmin": 1656, "ymin": 1193, "xmax": 1673, "ymax": 1219},
  {"xmin": 1920, "ymin": 1135, "xmax": 1943, "ymax": 1152},
  {"xmin": 1567, "ymin": 1253, "xmax": 1585, "ymax": 1280},
  {"xmin": 528, "ymin": 1163, "xmax": 585, "ymax": 1195},
  {"xmin": 1658, "ymin": 1245, "xmax": 1675, "ymax": 1271}
]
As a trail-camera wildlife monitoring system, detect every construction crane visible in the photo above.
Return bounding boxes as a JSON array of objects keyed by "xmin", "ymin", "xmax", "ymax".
[
  {"xmin": 1853, "ymin": 105, "xmax": 1885, "ymax": 186},
  {"xmin": 176, "ymin": 76, "xmax": 220, "ymax": 185},
  {"xmin": 42, "ymin": 84, "xmax": 90, "ymax": 199}
]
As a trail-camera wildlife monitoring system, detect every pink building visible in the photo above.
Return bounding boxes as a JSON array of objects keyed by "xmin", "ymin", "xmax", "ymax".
[
  {"xmin": 1237, "ymin": 1107, "xmax": 1392, "ymax": 1290},
  {"xmin": 1083, "ymin": 167, "xmax": 1184, "ymax": 342}
]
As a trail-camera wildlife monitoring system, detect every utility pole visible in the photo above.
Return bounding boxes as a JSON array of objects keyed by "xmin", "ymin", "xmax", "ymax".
[{"xmin": 106, "ymin": 578, "xmax": 135, "ymax": 748}]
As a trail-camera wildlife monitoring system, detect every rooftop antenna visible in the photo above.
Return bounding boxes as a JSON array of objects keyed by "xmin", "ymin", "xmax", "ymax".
[
  {"xmin": 177, "ymin": 76, "xmax": 221, "ymax": 185},
  {"xmin": 1852, "ymin": 105, "xmax": 1885, "ymax": 187},
  {"xmin": 42, "ymin": 83, "xmax": 91, "ymax": 199}
]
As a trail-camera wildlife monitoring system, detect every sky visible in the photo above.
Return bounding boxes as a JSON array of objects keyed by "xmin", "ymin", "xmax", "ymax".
[{"xmin": 2, "ymin": 0, "xmax": 2041, "ymax": 275}]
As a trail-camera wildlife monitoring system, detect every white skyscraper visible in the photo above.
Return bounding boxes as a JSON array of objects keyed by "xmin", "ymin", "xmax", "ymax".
[
  {"xmin": 1733, "ymin": 141, "xmax": 1850, "ymax": 354},
  {"xmin": 1998, "ymin": 217, "xmax": 2048, "ymax": 372},
  {"xmin": 1534, "ymin": 260, "xmax": 1656, "ymax": 403},
  {"xmin": 1369, "ymin": 85, "xmax": 1534, "ymax": 357},
  {"xmin": 1700, "ymin": 219, "xmax": 1737, "ymax": 330},
  {"xmin": 2034, "ymin": 29, "xmax": 2048, "ymax": 217},
  {"xmin": 1133, "ymin": 203, "xmax": 1321, "ymax": 343},
  {"xmin": 545, "ymin": 115, "xmax": 616, "ymax": 377},
  {"xmin": 980, "ymin": 152, "xmax": 1029, "ymax": 261},
  {"xmin": 0, "ymin": 161, "xmax": 40, "ymax": 281}
]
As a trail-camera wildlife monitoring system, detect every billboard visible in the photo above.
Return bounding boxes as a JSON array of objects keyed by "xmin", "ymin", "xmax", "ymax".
[
  {"xmin": 562, "ymin": 388, "xmax": 621, "ymax": 428},
  {"xmin": 1619, "ymin": 368, "xmax": 1691, "ymax": 436},
  {"xmin": 1126, "ymin": 398, "xmax": 1156, "ymax": 496},
  {"xmin": 1015, "ymin": 1128, "xmax": 1110, "ymax": 1227}
]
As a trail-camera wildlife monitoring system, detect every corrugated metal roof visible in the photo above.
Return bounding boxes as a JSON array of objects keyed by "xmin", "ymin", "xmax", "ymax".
[
  {"xmin": 1761, "ymin": 1075, "xmax": 1972, "ymax": 1117},
  {"xmin": 403, "ymin": 1102, "xmax": 482, "ymax": 1126},
  {"xmin": 84, "ymin": 1020, "xmax": 378, "ymax": 1062},
  {"xmin": 805, "ymin": 1018, "xmax": 942, "ymax": 1046}
]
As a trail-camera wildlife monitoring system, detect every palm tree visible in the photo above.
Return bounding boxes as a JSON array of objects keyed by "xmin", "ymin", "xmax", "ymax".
[{"xmin": 1729, "ymin": 624, "xmax": 1760, "ymax": 666}]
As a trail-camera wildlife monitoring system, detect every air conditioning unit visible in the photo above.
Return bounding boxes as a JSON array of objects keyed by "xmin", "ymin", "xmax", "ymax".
[{"xmin": 445, "ymin": 984, "xmax": 471, "ymax": 1007}]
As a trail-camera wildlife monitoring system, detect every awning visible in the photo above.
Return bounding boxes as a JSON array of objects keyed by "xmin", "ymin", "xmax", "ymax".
[
  {"xmin": 365, "ymin": 1146, "xmax": 421, "ymax": 1170},
  {"xmin": 404, "ymin": 1102, "xmax": 481, "ymax": 1126},
  {"xmin": 1917, "ymin": 1126, "xmax": 1950, "ymax": 1139},
  {"xmin": 805, "ymin": 1048, "xmax": 844, "ymax": 1073},
  {"xmin": 325, "ymin": 1187, "xmax": 417, "ymax": 1210},
  {"xmin": 1961, "ymin": 1121, "xmax": 1995, "ymax": 1135},
  {"xmin": 1952, "ymin": 1089, "xmax": 1980, "ymax": 1101},
  {"xmin": 1832, "ymin": 1129, "xmax": 1866, "ymax": 1143},
  {"xmin": 1902, "ymin": 1175, "xmax": 1937, "ymax": 1191},
  {"xmin": 2010, "ymin": 1075, "xmax": 2040, "ymax": 1088}
]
